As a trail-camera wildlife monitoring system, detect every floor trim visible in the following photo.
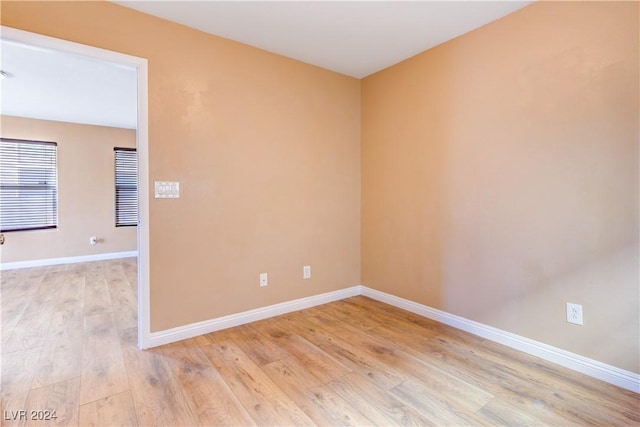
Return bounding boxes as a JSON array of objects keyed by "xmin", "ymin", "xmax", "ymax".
[
  {"xmin": 147, "ymin": 286, "xmax": 362, "ymax": 348},
  {"xmin": 0, "ymin": 251, "xmax": 138, "ymax": 270},
  {"xmin": 360, "ymin": 286, "xmax": 640, "ymax": 394}
]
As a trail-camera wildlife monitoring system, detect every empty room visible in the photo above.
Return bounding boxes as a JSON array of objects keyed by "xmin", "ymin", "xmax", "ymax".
[{"xmin": 1, "ymin": 1, "xmax": 638, "ymax": 426}]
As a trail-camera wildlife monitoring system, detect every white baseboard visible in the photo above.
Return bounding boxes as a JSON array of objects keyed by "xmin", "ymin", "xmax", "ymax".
[
  {"xmin": 0, "ymin": 250, "xmax": 138, "ymax": 270},
  {"xmin": 360, "ymin": 286, "xmax": 640, "ymax": 394},
  {"xmin": 147, "ymin": 286, "xmax": 362, "ymax": 348}
]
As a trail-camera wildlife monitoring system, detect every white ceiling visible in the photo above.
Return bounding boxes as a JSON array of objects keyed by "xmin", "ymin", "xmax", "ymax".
[
  {"xmin": 0, "ymin": 39, "xmax": 138, "ymax": 129},
  {"xmin": 0, "ymin": 1, "xmax": 532, "ymax": 129},
  {"xmin": 117, "ymin": 1, "xmax": 532, "ymax": 78}
]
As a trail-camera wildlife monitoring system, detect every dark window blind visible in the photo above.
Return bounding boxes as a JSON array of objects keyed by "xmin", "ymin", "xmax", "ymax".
[
  {"xmin": 114, "ymin": 147, "xmax": 138, "ymax": 227},
  {"xmin": 0, "ymin": 138, "xmax": 58, "ymax": 232}
]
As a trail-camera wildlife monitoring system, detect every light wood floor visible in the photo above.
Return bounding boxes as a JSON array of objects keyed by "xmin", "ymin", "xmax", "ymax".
[{"xmin": 1, "ymin": 259, "xmax": 638, "ymax": 426}]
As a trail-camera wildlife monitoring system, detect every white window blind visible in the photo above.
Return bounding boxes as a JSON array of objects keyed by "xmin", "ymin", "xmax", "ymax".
[
  {"xmin": 0, "ymin": 138, "xmax": 58, "ymax": 232},
  {"xmin": 114, "ymin": 147, "xmax": 138, "ymax": 227}
]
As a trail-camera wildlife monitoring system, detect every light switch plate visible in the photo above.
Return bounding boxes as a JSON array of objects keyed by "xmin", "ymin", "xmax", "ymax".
[{"xmin": 154, "ymin": 181, "xmax": 180, "ymax": 198}]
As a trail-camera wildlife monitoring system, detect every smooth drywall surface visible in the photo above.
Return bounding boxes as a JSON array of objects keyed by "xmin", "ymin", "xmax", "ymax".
[
  {"xmin": 0, "ymin": 115, "xmax": 137, "ymax": 263},
  {"xmin": 1, "ymin": 1, "xmax": 361, "ymax": 331},
  {"xmin": 362, "ymin": 1, "xmax": 639, "ymax": 373}
]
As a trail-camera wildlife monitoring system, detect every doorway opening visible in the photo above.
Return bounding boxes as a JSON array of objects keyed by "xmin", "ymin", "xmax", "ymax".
[{"xmin": 0, "ymin": 26, "xmax": 150, "ymax": 348}]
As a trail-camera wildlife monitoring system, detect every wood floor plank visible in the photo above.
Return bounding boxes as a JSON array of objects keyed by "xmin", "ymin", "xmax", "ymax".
[
  {"xmin": 1, "ymin": 273, "xmax": 43, "ymax": 318},
  {"xmin": 366, "ymin": 325, "xmax": 512, "ymax": 390},
  {"xmin": 303, "ymin": 384, "xmax": 375, "ymax": 426},
  {"xmin": 2, "ymin": 271, "xmax": 61, "ymax": 354},
  {"xmin": 201, "ymin": 341, "xmax": 315, "ymax": 426},
  {"xmin": 391, "ymin": 378, "xmax": 492, "ymax": 426},
  {"xmin": 0, "ymin": 268, "xmax": 21, "ymax": 289},
  {"xmin": 447, "ymin": 331, "xmax": 640, "ymax": 424},
  {"xmin": 1, "ymin": 296, "xmax": 30, "ymax": 341},
  {"xmin": 208, "ymin": 323, "xmax": 289, "ymax": 366},
  {"xmin": 106, "ymin": 267, "xmax": 137, "ymax": 332},
  {"xmin": 284, "ymin": 311, "xmax": 408, "ymax": 390},
  {"xmin": 315, "ymin": 300, "xmax": 383, "ymax": 331},
  {"xmin": 285, "ymin": 334, "xmax": 354, "ymax": 384},
  {"xmin": 417, "ymin": 332, "xmax": 635, "ymax": 426},
  {"xmin": 121, "ymin": 345, "xmax": 198, "ymax": 426},
  {"xmin": 386, "ymin": 331, "xmax": 583, "ymax": 426},
  {"xmin": 477, "ymin": 397, "xmax": 555, "ymax": 426},
  {"xmin": 190, "ymin": 332, "xmax": 217, "ymax": 347},
  {"xmin": 82, "ymin": 261, "xmax": 106, "ymax": 275},
  {"xmin": 246, "ymin": 316, "xmax": 295, "ymax": 340},
  {"xmin": 343, "ymin": 298, "xmax": 444, "ymax": 341},
  {"xmin": 31, "ymin": 310, "xmax": 83, "ymax": 389},
  {"xmin": 326, "ymin": 318, "xmax": 495, "ymax": 412},
  {"xmin": 405, "ymin": 323, "xmax": 613, "ymax": 425},
  {"xmin": 250, "ymin": 317, "xmax": 352, "ymax": 384},
  {"xmin": 262, "ymin": 356, "xmax": 324, "ymax": 393},
  {"xmin": 123, "ymin": 261, "xmax": 138, "ymax": 293},
  {"xmin": 1, "ymin": 273, "xmax": 44, "ymax": 306},
  {"xmin": 2, "ymin": 306, "xmax": 55, "ymax": 354},
  {"xmin": 103, "ymin": 262, "xmax": 125, "ymax": 283},
  {"xmin": 177, "ymin": 366, "xmax": 255, "ymax": 426},
  {"xmin": 344, "ymin": 296, "xmax": 446, "ymax": 334},
  {"xmin": 78, "ymin": 391, "xmax": 138, "ymax": 427},
  {"xmin": 22, "ymin": 377, "xmax": 81, "ymax": 427},
  {"xmin": 263, "ymin": 357, "xmax": 373, "ymax": 426},
  {"xmin": 22, "ymin": 272, "xmax": 65, "ymax": 317},
  {"xmin": 328, "ymin": 372, "xmax": 434, "ymax": 426},
  {"xmin": 157, "ymin": 338, "xmax": 213, "ymax": 369},
  {"xmin": 0, "ymin": 346, "xmax": 44, "ymax": 426},
  {"xmin": 160, "ymin": 343, "xmax": 255, "ymax": 426},
  {"xmin": 54, "ymin": 272, "xmax": 85, "ymax": 313},
  {"xmin": 0, "ymin": 390, "xmax": 29, "ymax": 427},
  {"xmin": 83, "ymin": 279, "xmax": 113, "ymax": 317},
  {"xmin": 79, "ymin": 313, "xmax": 129, "ymax": 404}
]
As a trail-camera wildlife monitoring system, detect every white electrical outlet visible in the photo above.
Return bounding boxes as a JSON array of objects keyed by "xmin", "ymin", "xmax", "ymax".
[
  {"xmin": 260, "ymin": 273, "xmax": 268, "ymax": 287},
  {"xmin": 303, "ymin": 265, "xmax": 311, "ymax": 279},
  {"xmin": 566, "ymin": 302, "xmax": 583, "ymax": 325},
  {"xmin": 89, "ymin": 236, "xmax": 97, "ymax": 245}
]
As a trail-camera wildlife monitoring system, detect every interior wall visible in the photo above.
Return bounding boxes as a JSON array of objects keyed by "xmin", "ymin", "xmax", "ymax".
[
  {"xmin": 0, "ymin": 1, "xmax": 361, "ymax": 331},
  {"xmin": 0, "ymin": 115, "xmax": 137, "ymax": 263},
  {"xmin": 361, "ymin": 1, "xmax": 639, "ymax": 373}
]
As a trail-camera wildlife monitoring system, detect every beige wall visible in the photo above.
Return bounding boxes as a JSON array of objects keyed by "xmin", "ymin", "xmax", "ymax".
[
  {"xmin": 1, "ymin": 115, "xmax": 137, "ymax": 263},
  {"xmin": 362, "ymin": 1, "xmax": 639, "ymax": 373},
  {"xmin": 0, "ymin": 1, "xmax": 362, "ymax": 332}
]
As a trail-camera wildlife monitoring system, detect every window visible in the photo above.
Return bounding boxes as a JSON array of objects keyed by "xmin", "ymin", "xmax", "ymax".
[
  {"xmin": 0, "ymin": 138, "xmax": 58, "ymax": 232},
  {"xmin": 114, "ymin": 147, "xmax": 138, "ymax": 227}
]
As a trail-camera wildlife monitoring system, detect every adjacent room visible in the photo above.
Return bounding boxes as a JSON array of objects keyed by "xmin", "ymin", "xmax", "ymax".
[{"xmin": 1, "ymin": 1, "xmax": 638, "ymax": 425}]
